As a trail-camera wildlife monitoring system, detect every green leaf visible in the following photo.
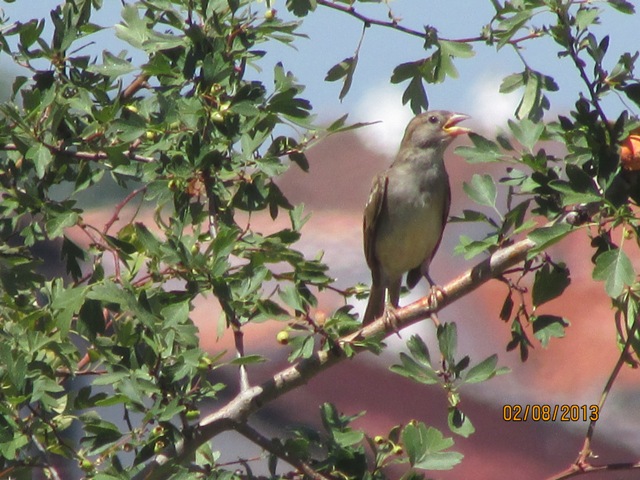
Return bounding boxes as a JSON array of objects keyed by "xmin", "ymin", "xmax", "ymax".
[
  {"xmin": 495, "ymin": 11, "xmax": 532, "ymax": 49},
  {"xmin": 592, "ymin": 248, "xmax": 635, "ymax": 297},
  {"xmin": 115, "ymin": 5, "xmax": 148, "ymax": 49},
  {"xmin": 229, "ymin": 354, "xmax": 266, "ymax": 365},
  {"xmin": 448, "ymin": 408, "xmax": 475, "ymax": 438},
  {"xmin": 391, "ymin": 61, "xmax": 430, "ymax": 113},
  {"xmin": 439, "ymin": 40, "xmax": 475, "ymax": 59},
  {"xmin": 449, "ymin": 209, "xmax": 497, "ymax": 226},
  {"xmin": 88, "ymin": 51, "xmax": 136, "ymax": 77},
  {"xmin": 325, "ymin": 57, "xmax": 359, "ymax": 102},
  {"xmin": 532, "ymin": 315, "xmax": 568, "ymax": 347},
  {"xmin": 437, "ymin": 323, "xmax": 457, "ymax": 367},
  {"xmin": 575, "ymin": 7, "xmax": 600, "ymax": 31},
  {"xmin": 532, "ymin": 263, "xmax": 571, "ymax": 307},
  {"xmin": 278, "ymin": 284, "xmax": 305, "ymax": 312},
  {"xmin": 26, "ymin": 143, "xmax": 53, "ymax": 178},
  {"xmin": 518, "ymin": 70, "xmax": 539, "ymax": 119},
  {"xmin": 391, "ymin": 61, "xmax": 420, "ymax": 83},
  {"xmin": 286, "ymin": 0, "xmax": 317, "ymax": 16},
  {"xmin": 157, "ymin": 398, "xmax": 185, "ymax": 422},
  {"xmin": 390, "ymin": 353, "xmax": 440, "ymax": 385},
  {"xmin": 463, "ymin": 174, "xmax": 497, "ymax": 208},
  {"xmin": 46, "ymin": 206, "xmax": 80, "ymax": 239},
  {"xmin": 622, "ymin": 83, "xmax": 640, "ymax": 108},
  {"xmin": 528, "ymin": 224, "xmax": 572, "ymax": 255},
  {"xmin": 406, "ymin": 335, "xmax": 431, "ymax": 366},
  {"xmin": 455, "ymin": 133, "xmax": 504, "ymax": 163},
  {"xmin": 403, "ymin": 76, "xmax": 429, "ymax": 114},
  {"xmin": 608, "ymin": 0, "xmax": 635, "ymax": 14},
  {"xmin": 434, "ymin": 41, "xmax": 475, "ymax": 83},
  {"xmin": 402, "ymin": 423, "xmax": 462, "ymax": 470},
  {"xmin": 333, "ymin": 429, "xmax": 364, "ymax": 447},
  {"xmin": 500, "ymin": 72, "xmax": 525, "ymax": 94},
  {"xmin": 508, "ymin": 118, "xmax": 544, "ymax": 152},
  {"xmin": 548, "ymin": 180, "xmax": 601, "ymax": 205},
  {"xmin": 454, "ymin": 234, "xmax": 500, "ymax": 260},
  {"xmin": 464, "ymin": 354, "xmax": 499, "ymax": 383},
  {"xmin": 50, "ymin": 283, "xmax": 89, "ymax": 335}
]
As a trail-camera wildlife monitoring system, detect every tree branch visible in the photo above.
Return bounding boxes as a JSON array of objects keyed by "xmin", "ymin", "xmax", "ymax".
[
  {"xmin": 0, "ymin": 144, "xmax": 155, "ymax": 164},
  {"xmin": 122, "ymin": 74, "xmax": 151, "ymax": 101},
  {"xmin": 316, "ymin": 0, "xmax": 437, "ymax": 40},
  {"xmin": 546, "ymin": 460, "xmax": 640, "ymax": 480},
  {"xmin": 316, "ymin": 0, "xmax": 540, "ymax": 46},
  {"xmin": 234, "ymin": 423, "xmax": 333, "ymax": 480},
  {"xmin": 132, "ymin": 231, "xmax": 544, "ymax": 479}
]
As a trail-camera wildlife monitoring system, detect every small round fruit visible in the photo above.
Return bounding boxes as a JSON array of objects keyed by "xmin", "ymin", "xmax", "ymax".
[
  {"xmin": 79, "ymin": 459, "xmax": 94, "ymax": 472},
  {"xmin": 620, "ymin": 128, "xmax": 640, "ymax": 171},
  {"xmin": 276, "ymin": 330, "xmax": 289, "ymax": 345}
]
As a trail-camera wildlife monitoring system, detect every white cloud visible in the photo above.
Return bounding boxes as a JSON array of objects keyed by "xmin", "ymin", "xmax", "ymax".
[
  {"xmin": 353, "ymin": 77, "xmax": 518, "ymax": 155},
  {"xmin": 354, "ymin": 85, "xmax": 413, "ymax": 157},
  {"xmin": 467, "ymin": 73, "xmax": 519, "ymax": 131}
]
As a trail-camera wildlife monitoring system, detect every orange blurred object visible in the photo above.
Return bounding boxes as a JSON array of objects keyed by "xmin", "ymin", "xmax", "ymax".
[{"xmin": 620, "ymin": 128, "xmax": 640, "ymax": 171}]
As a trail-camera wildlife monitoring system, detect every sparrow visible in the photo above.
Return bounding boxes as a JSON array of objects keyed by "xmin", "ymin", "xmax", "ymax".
[{"xmin": 362, "ymin": 110, "xmax": 470, "ymax": 325}]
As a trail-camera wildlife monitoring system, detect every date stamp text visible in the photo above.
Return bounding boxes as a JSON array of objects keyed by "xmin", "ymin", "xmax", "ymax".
[{"xmin": 503, "ymin": 404, "xmax": 599, "ymax": 422}]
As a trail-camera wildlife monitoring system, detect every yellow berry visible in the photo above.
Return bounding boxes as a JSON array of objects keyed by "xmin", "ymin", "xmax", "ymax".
[{"xmin": 276, "ymin": 330, "xmax": 289, "ymax": 345}]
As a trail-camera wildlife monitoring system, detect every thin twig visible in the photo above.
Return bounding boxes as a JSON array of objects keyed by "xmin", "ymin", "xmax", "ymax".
[
  {"xmin": 316, "ymin": 0, "xmax": 540, "ymax": 46},
  {"xmin": 547, "ymin": 460, "xmax": 640, "ymax": 480},
  {"xmin": 103, "ymin": 186, "xmax": 147, "ymax": 235},
  {"xmin": 316, "ymin": 0, "xmax": 470, "ymax": 41},
  {"xmin": 235, "ymin": 423, "xmax": 333, "ymax": 480},
  {"xmin": 233, "ymin": 325, "xmax": 251, "ymax": 392},
  {"xmin": 0, "ymin": 143, "xmax": 155, "ymax": 163},
  {"xmin": 555, "ymin": 7, "xmax": 609, "ymax": 127},
  {"xmin": 546, "ymin": 316, "xmax": 640, "ymax": 480}
]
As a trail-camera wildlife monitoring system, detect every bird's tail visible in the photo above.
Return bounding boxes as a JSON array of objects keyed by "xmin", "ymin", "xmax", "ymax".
[{"xmin": 362, "ymin": 281, "xmax": 385, "ymax": 325}]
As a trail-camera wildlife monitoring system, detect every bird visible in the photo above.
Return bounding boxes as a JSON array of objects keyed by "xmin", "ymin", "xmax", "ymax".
[{"xmin": 362, "ymin": 110, "xmax": 470, "ymax": 325}]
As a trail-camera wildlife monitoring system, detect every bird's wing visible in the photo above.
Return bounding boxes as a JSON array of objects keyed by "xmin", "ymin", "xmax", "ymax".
[
  {"xmin": 363, "ymin": 172, "xmax": 388, "ymax": 277},
  {"xmin": 407, "ymin": 177, "xmax": 451, "ymax": 289},
  {"xmin": 432, "ymin": 179, "xmax": 451, "ymax": 259}
]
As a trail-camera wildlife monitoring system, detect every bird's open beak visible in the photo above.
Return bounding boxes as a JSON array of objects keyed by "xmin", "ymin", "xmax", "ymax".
[{"xmin": 443, "ymin": 113, "xmax": 471, "ymax": 137}]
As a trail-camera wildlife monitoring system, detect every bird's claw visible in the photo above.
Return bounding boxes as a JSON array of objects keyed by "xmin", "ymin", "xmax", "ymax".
[
  {"xmin": 428, "ymin": 285, "xmax": 446, "ymax": 310},
  {"xmin": 382, "ymin": 306, "xmax": 402, "ymax": 337}
]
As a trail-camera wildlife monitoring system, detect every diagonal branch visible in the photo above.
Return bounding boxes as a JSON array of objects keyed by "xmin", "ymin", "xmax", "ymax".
[
  {"xmin": 234, "ymin": 423, "xmax": 332, "ymax": 480},
  {"xmin": 132, "ymin": 230, "xmax": 546, "ymax": 480}
]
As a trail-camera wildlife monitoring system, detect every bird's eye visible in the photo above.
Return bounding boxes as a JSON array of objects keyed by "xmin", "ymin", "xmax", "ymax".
[{"xmin": 428, "ymin": 115, "xmax": 439, "ymax": 124}]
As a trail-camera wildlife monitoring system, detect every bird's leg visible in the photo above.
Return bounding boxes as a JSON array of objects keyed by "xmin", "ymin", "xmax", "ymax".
[
  {"xmin": 424, "ymin": 271, "xmax": 446, "ymax": 312},
  {"xmin": 382, "ymin": 286, "xmax": 402, "ymax": 336}
]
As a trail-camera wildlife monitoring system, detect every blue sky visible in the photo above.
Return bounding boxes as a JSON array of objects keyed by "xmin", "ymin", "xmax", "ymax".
[{"xmin": 1, "ymin": 1, "xmax": 639, "ymax": 153}]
